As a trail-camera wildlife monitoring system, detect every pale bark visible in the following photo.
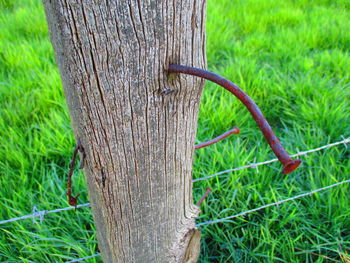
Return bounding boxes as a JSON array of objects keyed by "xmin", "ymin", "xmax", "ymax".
[{"xmin": 43, "ymin": 1, "xmax": 206, "ymax": 262}]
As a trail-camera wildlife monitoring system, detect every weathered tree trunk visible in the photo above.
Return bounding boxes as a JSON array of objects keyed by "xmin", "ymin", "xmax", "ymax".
[{"xmin": 43, "ymin": 1, "xmax": 206, "ymax": 262}]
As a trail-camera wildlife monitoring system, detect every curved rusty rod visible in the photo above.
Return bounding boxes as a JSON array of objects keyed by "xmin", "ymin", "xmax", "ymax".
[
  {"xmin": 168, "ymin": 64, "xmax": 301, "ymax": 174},
  {"xmin": 67, "ymin": 144, "xmax": 80, "ymax": 209},
  {"xmin": 195, "ymin": 126, "xmax": 240, "ymax": 150},
  {"xmin": 66, "ymin": 138, "xmax": 85, "ymax": 210}
]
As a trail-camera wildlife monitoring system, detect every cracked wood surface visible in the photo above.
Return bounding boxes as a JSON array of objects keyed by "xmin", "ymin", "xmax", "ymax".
[{"xmin": 43, "ymin": 0, "xmax": 206, "ymax": 262}]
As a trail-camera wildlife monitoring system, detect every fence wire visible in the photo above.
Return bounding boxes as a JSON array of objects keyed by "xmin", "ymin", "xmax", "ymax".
[
  {"xmin": 0, "ymin": 203, "xmax": 90, "ymax": 225},
  {"xmin": 196, "ymin": 178, "xmax": 350, "ymax": 226},
  {"xmin": 0, "ymin": 137, "xmax": 348, "ymax": 226},
  {"xmin": 0, "ymin": 137, "xmax": 349, "ymax": 262},
  {"xmin": 65, "ymin": 253, "xmax": 101, "ymax": 263}
]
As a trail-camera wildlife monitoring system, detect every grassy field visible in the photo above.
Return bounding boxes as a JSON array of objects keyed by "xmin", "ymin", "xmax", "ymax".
[{"xmin": 0, "ymin": 0, "xmax": 349, "ymax": 262}]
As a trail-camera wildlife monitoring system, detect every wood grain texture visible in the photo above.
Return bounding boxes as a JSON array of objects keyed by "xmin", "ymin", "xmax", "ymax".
[{"xmin": 43, "ymin": 0, "xmax": 206, "ymax": 262}]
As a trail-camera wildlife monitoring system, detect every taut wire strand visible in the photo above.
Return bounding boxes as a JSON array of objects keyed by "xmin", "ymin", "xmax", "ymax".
[
  {"xmin": 0, "ymin": 203, "xmax": 90, "ymax": 225},
  {"xmin": 65, "ymin": 253, "xmax": 101, "ymax": 263},
  {"xmin": 196, "ymin": 179, "xmax": 350, "ymax": 226}
]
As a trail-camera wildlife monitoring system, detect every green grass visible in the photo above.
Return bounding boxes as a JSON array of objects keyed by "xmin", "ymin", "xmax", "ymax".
[{"xmin": 0, "ymin": 0, "xmax": 349, "ymax": 262}]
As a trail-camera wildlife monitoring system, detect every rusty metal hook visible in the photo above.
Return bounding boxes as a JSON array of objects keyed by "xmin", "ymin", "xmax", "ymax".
[
  {"xmin": 195, "ymin": 126, "xmax": 240, "ymax": 150},
  {"xmin": 168, "ymin": 64, "xmax": 301, "ymax": 174},
  {"xmin": 66, "ymin": 138, "xmax": 85, "ymax": 210},
  {"xmin": 196, "ymin": 187, "xmax": 212, "ymax": 207}
]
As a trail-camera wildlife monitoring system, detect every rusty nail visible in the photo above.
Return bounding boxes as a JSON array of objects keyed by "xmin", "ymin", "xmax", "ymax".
[
  {"xmin": 79, "ymin": 148, "xmax": 86, "ymax": 169},
  {"xmin": 195, "ymin": 126, "xmax": 240, "ymax": 150},
  {"xmin": 66, "ymin": 138, "xmax": 85, "ymax": 210},
  {"xmin": 168, "ymin": 64, "xmax": 301, "ymax": 174},
  {"xmin": 196, "ymin": 187, "xmax": 212, "ymax": 206}
]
